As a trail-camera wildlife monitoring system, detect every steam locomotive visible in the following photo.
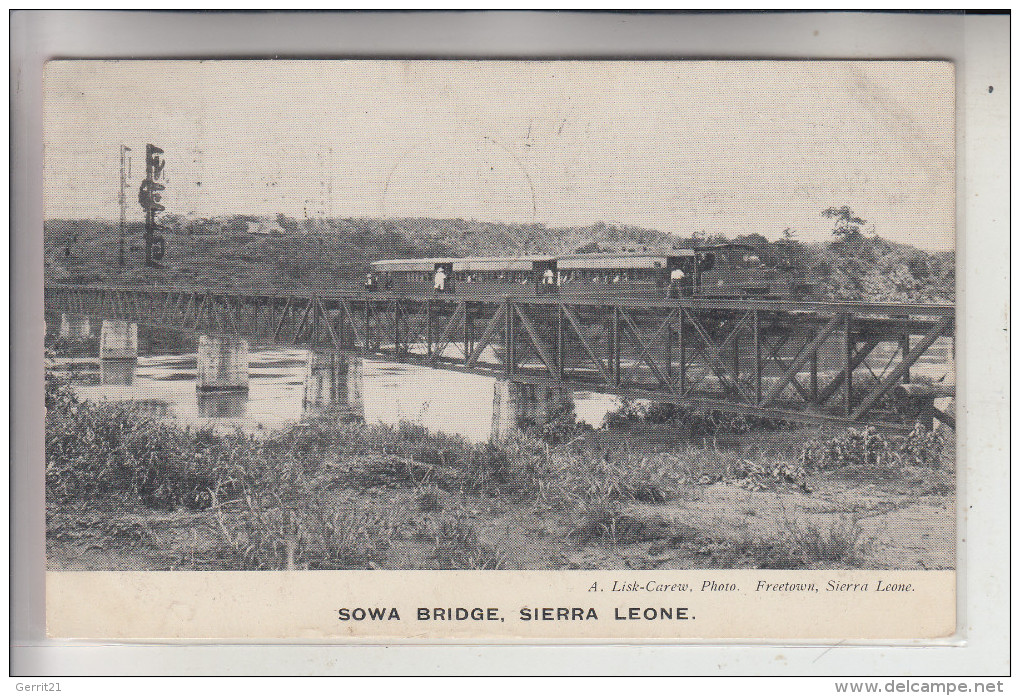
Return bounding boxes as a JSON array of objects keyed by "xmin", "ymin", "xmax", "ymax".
[{"xmin": 367, "ymin": 244, "xmax": 810, "ymax": 299}]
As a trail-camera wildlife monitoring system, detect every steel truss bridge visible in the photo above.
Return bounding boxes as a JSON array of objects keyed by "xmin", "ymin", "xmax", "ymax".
[{"xmin": 46, "ymin": 284, "xmax": 955, "ymax": 430}]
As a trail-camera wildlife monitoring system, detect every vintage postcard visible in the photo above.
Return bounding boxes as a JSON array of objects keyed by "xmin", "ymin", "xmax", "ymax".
[{"xmin": 43, "ymin": 59, "xmax": 957, "ymax": 641}]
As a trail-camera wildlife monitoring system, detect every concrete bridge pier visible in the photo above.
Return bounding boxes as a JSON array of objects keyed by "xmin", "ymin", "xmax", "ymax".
[
  {"xmin": 491, "ymin": 380, "xmax": 574, "ymax": 440},
  {"xmin": 196, "ymin": 335, "xmax": 249, "ymax": 391},
  {"xmin": 303, "ymin": 351, "xmax": 364, "ymax": 422},
  {"xmin": 59, "ymin": 314, "xmax": 91, "ymax": 340},
  {"xmin": 99, "ymin": 320, "xmax": 138, "ymax": 360}
]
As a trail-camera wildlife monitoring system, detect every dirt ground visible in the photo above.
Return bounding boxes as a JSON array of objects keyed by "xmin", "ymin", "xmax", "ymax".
[{"xmin": 47, "ymin": 425, "xmax": 955, "ymax": 572}]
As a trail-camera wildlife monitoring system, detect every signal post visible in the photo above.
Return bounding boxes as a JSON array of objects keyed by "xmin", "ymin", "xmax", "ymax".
[{"xmin": 137, "ymin": 143, "xmax": 168, "ymax": 268}]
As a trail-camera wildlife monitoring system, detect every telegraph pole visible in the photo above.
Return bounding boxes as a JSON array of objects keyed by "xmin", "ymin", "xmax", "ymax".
[
  {"xmin": 118, "ymin": 144, "xmax": 130, "ymax": 267},
  {"xmin": 327, "ymin": 146, "xmax": 334, "ymax": 219}
]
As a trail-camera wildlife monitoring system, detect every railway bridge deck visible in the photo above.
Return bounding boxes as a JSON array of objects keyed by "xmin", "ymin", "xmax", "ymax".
[{"xmin": 45, "ymin": 284, "xmax": 955, "ymax": 430}]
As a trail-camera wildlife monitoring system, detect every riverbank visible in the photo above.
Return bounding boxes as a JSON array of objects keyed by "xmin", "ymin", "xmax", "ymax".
[{"xmin": 46, "ymin": 370, "xmax": 955, "ymax": 571}]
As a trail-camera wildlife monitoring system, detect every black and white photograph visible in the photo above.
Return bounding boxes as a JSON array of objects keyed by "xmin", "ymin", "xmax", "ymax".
[
  {"xmin": 37, "ymin": 56, "xmax": 967, "ymax": 641},
  {"xmin": 11, "ymin": 7, "xmax": 1015, "ymax": 683}
]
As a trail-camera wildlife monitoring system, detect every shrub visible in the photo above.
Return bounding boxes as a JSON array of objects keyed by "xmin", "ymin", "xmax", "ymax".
[
  {"xmin": 604, "ymin": 400, "xmax": 793, "ymax": 436},
  {"xmin": 519, "ymin": 411, "xmax": 594, "ymax": 445},
  {"xmin": 725, "ymin": 459, "xmax": 810, "ymax": 492},
  {"xmin": 45, "ymin": 395, "xmax": 221, "ymax": 509},
  {"xmin": 416, "ymin": 485, "xmax": 443, "ymax": 512},
  {"xmin": 706, "ymin": 515, "xmax": 872, "ymax": 569},
  {"xmin": 780, "ymin": 514, "xmax": 872, "ymax": 567},
  {"xmin": 570, "ymin": 502, "xmax": 674, "ymax": 546},
  {"xmin": 321, "ymin": 425, "xmax": 549, "ymax": 499},
  {"xmin": 212, "ymin": 490, "xmax": 394, "ymax": 570},
  {"xmin": 547, "ymin": 450, "xmax": 691, "ymax": 505},
  {"xmin": 721, "ymin": 535, "xmax": 807, "ymax": 569},
  {"xmin": 425, "ymin": 511, "xmax": 510, "ymax": 569},
  {"xmin": 570, "ymin": 500, "xmax": 629, "ymax": 544},
  {"xmin": 800, "ymin": 425, "xmax": 949, "ymax": 472}
]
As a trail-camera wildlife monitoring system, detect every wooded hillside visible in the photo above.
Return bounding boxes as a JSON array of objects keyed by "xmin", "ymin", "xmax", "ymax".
[{"xmin": 44, "ymin": 215, "xmax": 954, "ymax": 303}]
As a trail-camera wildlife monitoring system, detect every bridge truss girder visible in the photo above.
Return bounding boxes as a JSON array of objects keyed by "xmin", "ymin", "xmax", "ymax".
[{"xmin": 45, "ymin": 285, "xmax": 955, "ymax": 430}]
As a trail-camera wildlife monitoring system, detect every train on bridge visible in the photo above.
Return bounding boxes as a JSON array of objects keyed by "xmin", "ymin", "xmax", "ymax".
[
  {"xmin": 367, "ymin": 244, "xmax": 811, "ymax": 299},
  {"xmin": 45, "ymin": 277, "xmax": 954, "ymax": 430}
]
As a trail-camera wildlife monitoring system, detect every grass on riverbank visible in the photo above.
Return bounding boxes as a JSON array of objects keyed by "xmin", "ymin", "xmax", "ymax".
[{"xmin": 45, "ymin": 373, "xmax": 954, "ymax": 571}]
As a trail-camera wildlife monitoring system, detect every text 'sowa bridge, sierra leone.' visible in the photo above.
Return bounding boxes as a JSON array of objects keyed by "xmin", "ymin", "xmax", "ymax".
[{"xmin": 46, "ymin": 284, "xmax": 956, "ymax": 431}]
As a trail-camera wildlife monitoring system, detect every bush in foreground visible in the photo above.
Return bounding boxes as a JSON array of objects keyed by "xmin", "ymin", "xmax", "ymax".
[{"xmin": 800, "ymin": 425, "xmax": 949, "ymax": 472}]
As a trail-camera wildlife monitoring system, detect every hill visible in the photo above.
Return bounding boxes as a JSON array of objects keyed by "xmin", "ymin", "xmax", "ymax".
[
  {"xmin": 43, "ymin": 216, "xmax": 671, "ymax": 292},
  {"xmin": 43, "ymin": 215, "xmax": 953, "ymax": 303}
]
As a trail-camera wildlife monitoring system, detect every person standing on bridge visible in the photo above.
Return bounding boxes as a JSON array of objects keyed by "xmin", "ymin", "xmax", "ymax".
[
  {"xmin": 434, "ymin": 266, "xmax": 447, "ymax": 292},
  {"xmin": 670, "ymin": 266, "xmax": 687, "ymax": 298},
  {"xmin": 537, "ymin": 267, "xmax": 556, "ymax": 294}
]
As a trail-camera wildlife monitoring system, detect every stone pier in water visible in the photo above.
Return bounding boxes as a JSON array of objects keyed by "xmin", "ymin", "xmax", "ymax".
[
  {"xmin": 59, "ymin": 314, "xmax": 92, "ymax": 340},
  {"xmin": 196, "ymin": 336, "xmax": 249, "ymax": 391},
  {"xmin": 490, "ymin": 380, "xmax": 574, "ymax": 440},
  {"xmin": 303, "ymin": 351, "xmax": 364, "ymax": 422},
  {"xmin": 99, "ymin": 320, "xmax": 137, "ymax": 360}
]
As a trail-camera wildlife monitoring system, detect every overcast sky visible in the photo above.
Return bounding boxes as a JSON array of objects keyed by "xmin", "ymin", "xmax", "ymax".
[{"xmin": 44, "ymin": 60, "xmax": 954, "ymax": 250}]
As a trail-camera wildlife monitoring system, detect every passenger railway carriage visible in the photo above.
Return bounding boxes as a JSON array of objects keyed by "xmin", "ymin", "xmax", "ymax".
[{"xmin": 368, "ymin": 244, "xmax": 808, "ymax": 299}]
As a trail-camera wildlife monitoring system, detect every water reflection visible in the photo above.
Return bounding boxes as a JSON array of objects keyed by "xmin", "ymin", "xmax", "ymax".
[
  {"xmin": 196, "ymin": 390, "xmax": 249, "ymax": 419},
  {"xmin": 99, "ymin": 359, "xmax": 137, "ymax": 386},
  {"xmin": 303, "ymin": 351, "xmax": 365, "ymax": 422}
]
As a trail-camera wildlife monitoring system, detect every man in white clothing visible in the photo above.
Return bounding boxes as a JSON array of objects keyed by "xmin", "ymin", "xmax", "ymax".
[{"xmin": 670, "ymin": 267, "xmax": 686, "ymax": 298}]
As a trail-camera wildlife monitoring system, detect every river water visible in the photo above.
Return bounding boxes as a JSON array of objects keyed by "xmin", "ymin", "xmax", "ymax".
[
  {"xmin": 51, "ymin": 347, "xmax": 623, "ymax": 442},
  {"xmin": 50, "ymin": 319, "xmax": 953, "ymax": 442}
]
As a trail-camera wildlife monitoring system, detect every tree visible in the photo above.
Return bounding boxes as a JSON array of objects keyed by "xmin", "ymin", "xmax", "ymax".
[
  {"xmin": 276, "ymin": 213, "xmax": 301, "ymax": 233},
  {"xmin": 160, "ymin": 213, "xmax": 186, "ymax": 233},
  {"xmin": 821, "ymin": 206, "xmax": 867, "ymax": 240},
  {"xmin": 736, "ymin": 232, "xmax": 768, "ymax": 248}
]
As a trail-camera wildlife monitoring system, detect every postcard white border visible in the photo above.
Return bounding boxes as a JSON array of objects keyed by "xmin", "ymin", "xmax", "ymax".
[{"xmin": 11, "ymin": 10, "xmax": 1009, "ymax": 675}]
